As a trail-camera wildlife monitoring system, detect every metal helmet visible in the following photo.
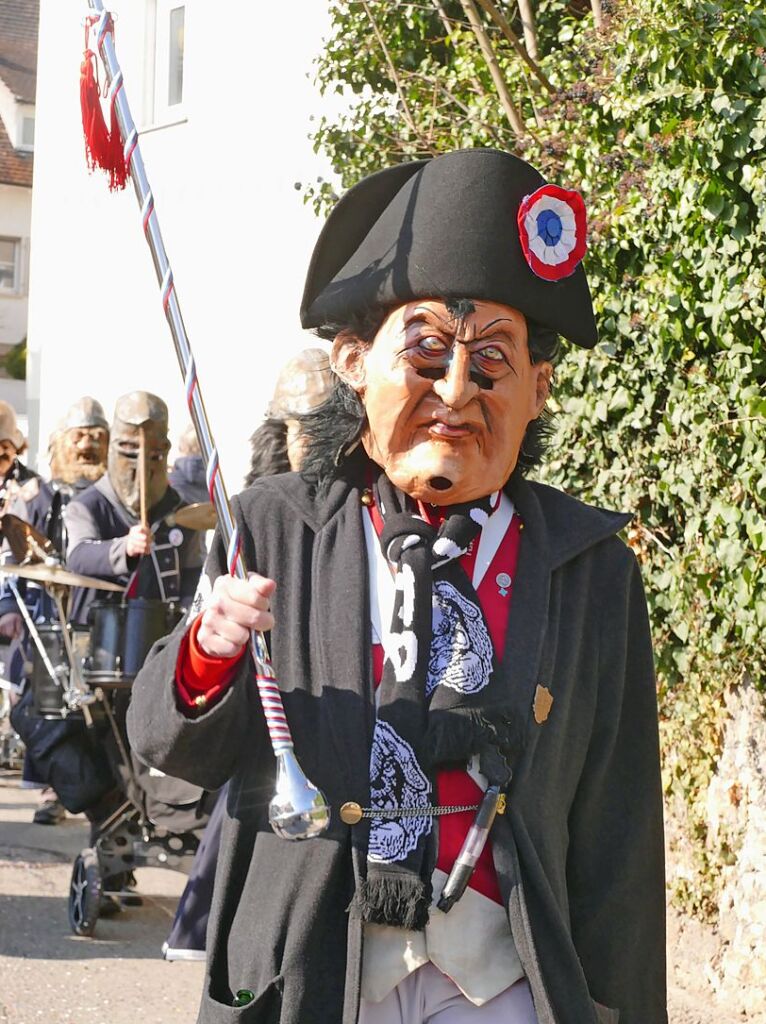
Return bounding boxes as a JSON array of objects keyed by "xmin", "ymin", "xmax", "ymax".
[
  {"xmin": 59, "ymin": 396, "xmax": 109, "ymax": 432},
  {"xmin": 266, "ymin": 348, "xmax": 333, "ymax": 420},
  {"xmin": 108, "ymin": 391, "xmax": 170, "ymax": 515}
]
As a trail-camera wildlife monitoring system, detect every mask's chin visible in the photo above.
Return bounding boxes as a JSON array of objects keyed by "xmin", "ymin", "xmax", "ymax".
[{"xmin": 379, "ymin": 450, "xmax": 476, "ymax": 505}]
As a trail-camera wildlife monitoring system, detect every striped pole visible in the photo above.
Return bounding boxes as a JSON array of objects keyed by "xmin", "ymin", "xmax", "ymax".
[{"xmin": 85, "ymin": 2, "xmax": 328, "ymax": 836}]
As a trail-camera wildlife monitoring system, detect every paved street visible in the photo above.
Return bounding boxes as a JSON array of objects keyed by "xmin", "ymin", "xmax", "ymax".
[
  {"xmin": 0, "ymin": 771, "xmax": 204, "ymax": 1024},
  {"xmin": 0, "ymin": 769, "xmax": 752, "ymax": 1024}
]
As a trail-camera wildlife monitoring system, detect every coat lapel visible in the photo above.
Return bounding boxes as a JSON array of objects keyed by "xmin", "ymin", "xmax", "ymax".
[
  {"xmin": 501, "ymin": 471, "xmax": 633, "ymax": 769},
  {"xmin": 499, "ymin": 474, "xmax": 553, "ymax": 767}
]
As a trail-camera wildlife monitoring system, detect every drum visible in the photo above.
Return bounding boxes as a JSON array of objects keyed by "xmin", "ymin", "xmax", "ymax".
[
  {"xmin": 84, "ymin": 599, "xmax": 182, "ymax": 687},
  {"xmin": 124, "ymin": 599, "xmax": 181, "ymax": 677},
  {"xmin": 30, "ymin": 625, "xmax": 90, "ymax": 720},
  {"xmin": 85, "ymin": 603, "xmax": 125, "ymax": 684}
]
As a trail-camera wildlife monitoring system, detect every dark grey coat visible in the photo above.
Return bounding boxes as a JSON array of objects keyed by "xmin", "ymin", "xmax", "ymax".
[{"xmin": 127, "ymin": 470, "xmax": 666, "ymax": 1024}]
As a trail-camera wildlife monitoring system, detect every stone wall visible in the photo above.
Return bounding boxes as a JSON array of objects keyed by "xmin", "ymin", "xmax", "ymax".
[{"xmin": 705, "ymin": 682, "xmax": 766, "ymax": 1016}]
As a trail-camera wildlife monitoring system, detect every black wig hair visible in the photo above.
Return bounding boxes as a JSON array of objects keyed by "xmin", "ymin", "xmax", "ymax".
[
  {"xmin": 301, "ymin": 303, "xmax": 561, "ymax": 491},
  {"xmin": 244, "ymin": 419, "xmax": 291, "ymax": 488}
]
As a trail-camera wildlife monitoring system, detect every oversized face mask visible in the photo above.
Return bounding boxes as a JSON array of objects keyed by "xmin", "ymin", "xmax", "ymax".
[
  {"xmin": 108, "ymin": 418, "xmax": 170, "ymax": 516},
  {"xmin": 334, "ymin": 299, "xmax": 552, "ymax": 505},
  {"xmin": 51, "ymin": 426, "xmax": 109, "ymax": 485}
]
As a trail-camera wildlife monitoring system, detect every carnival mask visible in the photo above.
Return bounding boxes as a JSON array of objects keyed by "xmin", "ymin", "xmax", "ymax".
[
  {"xmin": 51, "ymin": 427, "xmax": 109, "ymax": 485},
  {"xmin": 108, "ymin": 392, "xmax": 171, "ymax": 516},
  {"xmin": 333, "ymin": 299, "xmax": 552, "ymax": 505},
  {"xmin": 49, "ymin": 397, "xmax": 110, "ymax": 486}
]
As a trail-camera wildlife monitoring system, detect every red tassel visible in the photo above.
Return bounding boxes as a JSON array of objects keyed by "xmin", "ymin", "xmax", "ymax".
[
  {"xmin": 106, "ymin": 93, "xmax": 128, "ymax": 191},
  {"xmin": 79, "ymin": 38, "xmax": 128, "ymax": 191},
  {"xmin": 80, "ymin": 49, "xmax": 111, "ymax": 172}
]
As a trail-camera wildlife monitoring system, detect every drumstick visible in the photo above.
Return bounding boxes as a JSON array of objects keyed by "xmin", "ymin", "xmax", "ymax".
[{"xmin": 138, "ymin": 424, "xmax": 148, "ymax": 530}]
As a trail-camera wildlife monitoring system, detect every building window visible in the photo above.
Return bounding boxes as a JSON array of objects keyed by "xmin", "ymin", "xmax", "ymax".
[
  {"xmin": 152, "ymin": 0, "xmax": 186, "ymax": 124},
  {"xmin": 168, "ymin": 5, "xmax": 185, "ymax": 107},
  {"xmin": 21, "ymin": 116, "xmax": 35, "ymax": 148},
  {"xmin": 0, "ymin": 239, "xmax": 19, "ymax": 292}
]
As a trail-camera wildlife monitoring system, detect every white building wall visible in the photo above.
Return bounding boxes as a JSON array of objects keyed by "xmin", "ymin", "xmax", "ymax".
[
  {"xmin": 0, "ymin": 183, "xmax": 32, "ymax": 348},
  {"xmin": 0, "ymin": 79, "xmax": 19, "ymax": 146},
  {"xmin": 28, "ymin": 0, "xmax": 336, "ymax": 486}
]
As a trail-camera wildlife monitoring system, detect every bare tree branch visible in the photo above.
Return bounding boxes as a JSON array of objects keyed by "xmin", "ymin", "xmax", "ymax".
[
  {"xmin": 360, "ymin": 0, "xmax": 432, "ymax": 148},
  {"xmin": 516, "ymin": 0, "xmax": 539, "ymax": 60},
  {"xmin": 431, "ymin": 0, "xmax": 488, "ymax": 99},
  {"xmin": 400, "ymin": 68, "xmax": 507, "ymax": 144},
  {"xmin": 458, "ymin": 0, "xmax": 526, "ymax": 136},
  {"xmin": 432, "ymin": 0, "xmax": 456, "ymax": 36},
  {"xmin": 473, "ymin": 0, "xmax": 553, "ymax": 93},
  {"xmin": 591, "ymin": 0, "xmax": 604, "ymax": 30}
]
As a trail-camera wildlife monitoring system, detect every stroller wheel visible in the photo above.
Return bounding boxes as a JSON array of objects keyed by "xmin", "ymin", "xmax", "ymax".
[{"xmin": 69, "ymin": 847, "xmax": 102, "ymax": 936}]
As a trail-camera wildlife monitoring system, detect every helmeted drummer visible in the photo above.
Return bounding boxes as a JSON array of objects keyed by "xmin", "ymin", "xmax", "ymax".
[
  {"xmin": 65, "ymin": 390, "xmax": 204, "ymax": 624},
  {"xmin": 127, "ymin": 150, "xmax": 666, "ymax": 1024},
  {"xmin": 0, "ymin": 397, "xmax": 109, "ymax": 826},
  {"xmin": 63, "ymin": 390, "xmax": 208, "ymax": 852}
]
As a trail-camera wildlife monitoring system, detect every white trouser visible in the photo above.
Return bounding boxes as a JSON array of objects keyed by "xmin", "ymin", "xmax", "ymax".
[{"xmin": 358, "ymin": 964, "xmax": 538, "ymax": 1024}]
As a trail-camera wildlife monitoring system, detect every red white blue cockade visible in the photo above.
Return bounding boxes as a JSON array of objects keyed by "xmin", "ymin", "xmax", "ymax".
[{"xmin": 517, "ymin": 184, "xmax": 587, "ymax": 282}]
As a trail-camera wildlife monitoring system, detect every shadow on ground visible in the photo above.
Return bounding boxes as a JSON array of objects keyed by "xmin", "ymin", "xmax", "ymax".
[{"xmin": 0, "ymin": 886, "xmax": 180, "ymax": 959}]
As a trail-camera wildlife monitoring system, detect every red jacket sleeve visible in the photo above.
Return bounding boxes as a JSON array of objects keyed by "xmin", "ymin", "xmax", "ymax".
[{"xmin": 175, "ymin": 615, "xmax": 247, "ymax": 713}]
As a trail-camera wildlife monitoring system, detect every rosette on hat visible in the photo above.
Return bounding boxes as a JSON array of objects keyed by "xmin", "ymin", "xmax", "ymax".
[{"xmin": 517, "ymin": 184, "xmax": 587, "ymax": 282}]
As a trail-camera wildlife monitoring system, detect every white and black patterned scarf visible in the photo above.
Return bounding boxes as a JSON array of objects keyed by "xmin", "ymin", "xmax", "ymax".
[{"xmin": 359, "ymin": 472, "xmax": 520, "ymax": 931}]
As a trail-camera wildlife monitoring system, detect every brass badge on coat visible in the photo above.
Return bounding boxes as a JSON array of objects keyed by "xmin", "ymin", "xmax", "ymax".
[{"xmin": 533, "ymin": 685, "xmax": 554, "ymax": 724}]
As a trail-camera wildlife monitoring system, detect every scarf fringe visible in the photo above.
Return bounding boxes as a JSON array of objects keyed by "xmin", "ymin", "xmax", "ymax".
[{"xmin": 355, "ymin": 874, "xmax": 432, "ymax": 931}]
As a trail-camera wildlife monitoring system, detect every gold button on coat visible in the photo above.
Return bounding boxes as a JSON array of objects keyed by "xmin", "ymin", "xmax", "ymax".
[{"xmin": 340, "ymin": 801, "xmax": 364, "ymax": 825}]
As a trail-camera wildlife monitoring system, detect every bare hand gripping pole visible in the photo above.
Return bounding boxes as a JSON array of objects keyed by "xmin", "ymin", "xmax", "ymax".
[{"xmin": 85, "ymin": 0, "xmax": 329, "ymax": 840}]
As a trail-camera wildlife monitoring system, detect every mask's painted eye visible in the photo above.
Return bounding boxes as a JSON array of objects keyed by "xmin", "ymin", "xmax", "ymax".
[
  {"xmin": 479, "ymin": 345, "xmax": 505, "ymax": 362},
  {"xmin": 419, "ymin": 335, "xmax": 447, "ymax": 353}
]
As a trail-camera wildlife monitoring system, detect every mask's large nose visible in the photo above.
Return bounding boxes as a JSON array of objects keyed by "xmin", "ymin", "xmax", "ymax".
[{"xmin": 432, "ymin": 343, "xmax": 479, "ymax": 410}]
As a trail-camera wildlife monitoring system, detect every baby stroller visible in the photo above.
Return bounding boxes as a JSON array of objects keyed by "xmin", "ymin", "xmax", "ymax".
[
  {"xmin": 7, "ymin": 588, "xmax": 212, "ymax": 937},
  {"xmin": 66, "ymin": 598, "xmax": 216, "ymax": 937}
]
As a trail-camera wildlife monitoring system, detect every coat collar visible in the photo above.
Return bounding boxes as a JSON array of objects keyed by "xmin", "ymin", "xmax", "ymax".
[
  {"xmin": 507, "ymin": 473, "xmax": 631, "ymax": 570},
  {"xmin": 256, "ymin": 465, "xmax": 631, "ymax": 563}
]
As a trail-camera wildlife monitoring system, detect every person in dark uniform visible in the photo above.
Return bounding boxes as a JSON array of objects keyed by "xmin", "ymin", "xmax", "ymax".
[
  {"xmin": 0, "ymin": 400, "xmax": 37, "ymax": 514},
  {"xmin": 0, "ymin": 399, "xmax": 41, "ymax": 673},
  {"xmin": 0, "ymin": 398, "xmax": 109, "ymax": 824},
  {"xmin": 64, "ymin": 391, "xmax": 208, "ymax": 862},
  {"xmin": 127, "ymin": 150, "xmax": 665, "ymax": 1024},
  {"xmin": 65, "ymin": 391, "xmax": 204, "ymax": 624}
]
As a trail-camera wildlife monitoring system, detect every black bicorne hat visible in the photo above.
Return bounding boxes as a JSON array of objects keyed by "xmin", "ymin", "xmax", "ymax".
[{"xmin": 301, "ymin": 148, "xmax": 597, "ymax": 349}]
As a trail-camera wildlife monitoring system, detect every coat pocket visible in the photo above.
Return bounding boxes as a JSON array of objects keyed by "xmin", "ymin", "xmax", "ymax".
[
  {"xmin": 199, "ymin": 976, "xmax": 284, "ymax": 1024},
  {"xmin": 592, "ymin": 1000, "xmax": 619, "ymax": 1024}
]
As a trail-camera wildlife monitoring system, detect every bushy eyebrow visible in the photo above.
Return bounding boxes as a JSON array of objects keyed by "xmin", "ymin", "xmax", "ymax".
[
  {"xmin": 477, "ymin": 317, "xmax": 516, "ymax": 336},
  {"xmin": 410, "ymin": 306, "xmax": 451, "ymax": 327},
  {"xmin": 406, "ymin": 308, "xmax": 518, "ymax": 345}
]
